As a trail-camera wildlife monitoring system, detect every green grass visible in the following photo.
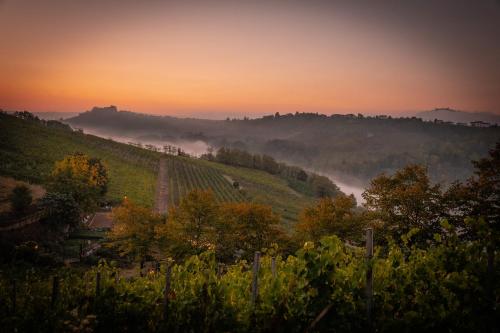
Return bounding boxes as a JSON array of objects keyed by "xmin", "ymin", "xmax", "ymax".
[
  {"xmin": 193, "ymin": 159, "xmax": 315, "ymax": 226},
  {"xmin": 0, "ymin": 113, "xmax": 158, "ymax": 206},
  {"xmin": 164, "ymin": 156, "xmax": 245, "ymax": 206},
  {"xmin": 0, "ymin": 113, "xmax": 319, "ymax": 227},
  {"xmin": 160, "ymin": 155, "xmax": 315, "ymax": 225}
]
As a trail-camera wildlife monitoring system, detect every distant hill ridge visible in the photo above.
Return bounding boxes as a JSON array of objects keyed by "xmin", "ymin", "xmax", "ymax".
[
  {"xmin": 66, "ymin": 105, "xmax": 500, "ymax": 186},
  {"xmin": 416, "ymin": 108, "xmax": 500, "ymax": 125}
]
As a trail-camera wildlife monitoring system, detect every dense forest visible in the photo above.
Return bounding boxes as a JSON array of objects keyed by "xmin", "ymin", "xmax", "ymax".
[{"xmin": 67, "ymin": 106, "xmax": 500, "ymax": 185}]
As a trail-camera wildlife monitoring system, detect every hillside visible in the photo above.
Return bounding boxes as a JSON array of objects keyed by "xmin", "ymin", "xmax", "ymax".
[
  {"xmin": 416, "ymin": 108, "xmax": 500, "ymax": 125},
  {"xmin": 67, "ymin": 106, "xmax": 500, "ymax": 185},
  {"xmin": 0, "ymin": 112, "xmax": 158, "ymax": 207},
  {"xmin": 0, "ymin": 113, "xmax": 321, "ymax": 225}
]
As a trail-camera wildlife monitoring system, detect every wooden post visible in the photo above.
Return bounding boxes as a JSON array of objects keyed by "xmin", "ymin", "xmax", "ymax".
[
  {"xmin": 271, "ymin": 257, "xmax": 277, "ymax": 279},
  {"xmin": 217, "ymin": 263, "xmax": 224, "ymax": 278},
  {"xmin": 11, "ymin": 279, "xmax": 16, "ymax": 315},
  {"xmin": 486, "ymin": 243, "xmax": 495, "ymax": 311},
  {"xmin": 79, "ymin": 243, "xmax": 83, "ymax": 262},
  {"xmin": 365, "ymin": 228, "xmax": 374, "ymax": 326},
  {"xmin": 163, "ymin": 263, "xmax": 172, "ymax": 320},
  {"xmin": 95, "ymin": 272, "xmax": 101, "ymax": 297},
  {"xmin": 51, "ymin": 276, "xmax": 59, "ymax": 308},
  {"xmin": 251, "ymin": 251, "xmax": 261, "ymax": 305}
]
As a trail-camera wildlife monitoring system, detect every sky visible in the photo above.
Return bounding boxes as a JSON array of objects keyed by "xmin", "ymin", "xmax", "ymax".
[{"xmin": 1, "ymin": 0, "xmax": 499, "ymax": 118}]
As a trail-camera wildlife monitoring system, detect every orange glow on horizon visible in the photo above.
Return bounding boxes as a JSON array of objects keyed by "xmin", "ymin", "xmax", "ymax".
[{"xmin": 1, "ymin": 1, "xmax": 499, "ymax": 117}]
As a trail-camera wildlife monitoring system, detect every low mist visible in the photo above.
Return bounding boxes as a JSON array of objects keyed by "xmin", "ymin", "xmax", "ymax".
[{"xmin": 76, "ymin": 127, "xmax": 210, "ymax": 157}]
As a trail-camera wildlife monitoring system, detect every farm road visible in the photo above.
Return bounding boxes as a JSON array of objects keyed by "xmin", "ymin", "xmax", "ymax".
[{"xmin": 154, "ymin": 158, "xmax": 169, "ymax": 214}]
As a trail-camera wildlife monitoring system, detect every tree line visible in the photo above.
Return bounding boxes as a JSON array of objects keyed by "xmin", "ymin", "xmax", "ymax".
[{"xmin": 202, "ymin": 147, "xmax": 341, "ymax": 198}]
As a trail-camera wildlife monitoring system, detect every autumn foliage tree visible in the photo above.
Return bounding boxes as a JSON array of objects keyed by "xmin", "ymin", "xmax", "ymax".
[
  {"xmin": 362, "ymin": 165, "xmax": 443, "ymax": 243},
  {"xmin": 295, "ymin": 194, "xmax": 364, "ymax": 243},
  {"xmin": 218, "ymin": 202, "xmax": 284, "ymax": 261},
  {"xmin": 109, "ymin": 199, "xmax": 163, "ymax": 260},
  {"xmin": 158, "ymin": 190, "xmax": 220, "ymax": 258},
  {"xmin": 49, "ymin": 153, "xmax": 108, "ymax": 212},
  {"xmin": 154, "ymin": 189, "xmax": 287, "ymax": 262},
  {"xmin": 466, "ymin": 143, "xmax": 500, "ymax": 235},
  {"xmin": 459, "ymin": 143, "xmax": 500, "ymax": 294}
]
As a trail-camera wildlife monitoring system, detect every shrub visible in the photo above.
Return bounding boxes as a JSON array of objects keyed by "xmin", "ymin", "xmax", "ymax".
[{"xmin": 9, "ymin": 185, "xmax": 32, "ymax": 213}]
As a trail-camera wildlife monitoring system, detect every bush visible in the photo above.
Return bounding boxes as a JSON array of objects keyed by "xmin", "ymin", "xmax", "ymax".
[
  {"xmin": 9, "ymin": 185, "xmax": 32, "ymax": 213},
  {"xmin": 1, "ymin": 234, "xmax": 498, "ymax": 332},
  {"xmin": 40, "ymin": 192, "xmax": 81, "ymax": 229}
]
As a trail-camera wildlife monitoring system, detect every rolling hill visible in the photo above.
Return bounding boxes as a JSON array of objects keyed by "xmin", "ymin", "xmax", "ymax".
[
  {"xmin": 67, "ymin": 106, "xmax": 500, "ymax": 186},
  {"xmin": 0, "ymin": 112, "xmax": 323, "ymax": 225},
  {"xmin": 416, "ymin": 108, "xmax": 500, "ymax": 125}
]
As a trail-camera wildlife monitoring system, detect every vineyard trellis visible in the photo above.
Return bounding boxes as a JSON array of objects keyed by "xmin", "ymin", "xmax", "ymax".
[
  {"xmin": 2, "ymin": 228, "xmax": 496, "ymax": 332},
  {"xmin": 164, "ymin": 157, "xmax": 244, "ymax": 205}
]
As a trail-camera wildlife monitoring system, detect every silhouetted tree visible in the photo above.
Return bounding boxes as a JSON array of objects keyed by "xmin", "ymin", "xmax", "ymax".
[{"xmin": 9, "ymin": 185, "xmax": 32, "ymax": 214}]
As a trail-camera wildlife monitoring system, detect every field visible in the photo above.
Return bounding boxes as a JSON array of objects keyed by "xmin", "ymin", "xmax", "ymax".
[
  {"xmin": 164, "ymin": 156, "xmax": 244, "ymax": 206},
  {"xmin": 193, "ymin": 159, "xmax": 315, "ymax": 226},
  {"xmin": 157, "ymin": 156, "xmax": 315, "ymax": 225},
  {"xmin": 0, "ymin": 114, "xmax": 320, "ymax": 225},
  {"xmin": 0, "ymin": 114, "xmax": 158, "ymax": 207}
]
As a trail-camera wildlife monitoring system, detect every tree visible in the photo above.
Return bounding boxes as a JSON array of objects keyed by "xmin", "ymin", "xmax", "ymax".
[
  {"xmin": 296, "ymin": 169, "xmax": 308, "ymax": 182},
  {"xmin": 462, "ymin": 143, "xmax": 500, "ymax": 293},
  {"xmin": 296, "ymin": 194, "xmax": 363, "ymax": 243},
  {"xmin": 49, "ymin": 153, "xmax": 109, "ymax": 212},
  {"xmin": 160, "ymin": 190, "xmax": 219, "ymax": 258},
  {"xmin": 40, "ymin": 192, "xmax": 81, "ymax": 229},
  {"xmin": 261, "ymin": 155, "xmax": 280, "ymax": 174},
  {"xmin": 466, "ymin": 143, "xmax": 500, "ymax": 234},
  {"xmin": 108, "ymin": 199, "xmax": 163, "ymax": 260},
  {"xmin": 362, "ymin": 165, "xmax": 443, "ymax": 243},
  {"xmin": 308, "ymin": 174, "xmax": 340, "ymax": 198},
  {"xmin": 14, "ymin": 111, "xmax": 39, "ymax": 121},
  {"xmin": 155, "ymin": 190, "xmax": 287, "ymax": 262},
  {"xmin": 218, "ymin": 202, "xmax": 285, "ymax": 261},
  {"xmin": 9, "ymin": 185, "xmax": 32, "ymax": 214}
]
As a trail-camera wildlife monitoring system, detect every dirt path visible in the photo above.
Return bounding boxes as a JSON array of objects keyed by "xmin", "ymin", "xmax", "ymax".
[{"xmin": 154, "ymin": 158, "xmax": 169, "ymax": 214}]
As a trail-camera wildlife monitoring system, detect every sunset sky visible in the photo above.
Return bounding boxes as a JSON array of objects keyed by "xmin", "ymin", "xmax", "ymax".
[{"xmin": 1, "ymin": 0, "xmax": 499, "ymax": 118}]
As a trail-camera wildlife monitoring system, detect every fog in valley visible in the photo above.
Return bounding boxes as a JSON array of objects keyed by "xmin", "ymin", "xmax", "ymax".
[
  {"xmin": 324, "ymin": 176, "xmax": 365, "ymax": 205},
  {"xmin": 78, "ymin": 127, "xmax": 210, "ymax": 157},
  {"xmin": 75, "ymin": 125, "xmax": 366, "ymax": 203}
]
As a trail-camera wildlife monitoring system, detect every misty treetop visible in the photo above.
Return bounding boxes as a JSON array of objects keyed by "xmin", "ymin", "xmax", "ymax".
[
  {"xmin": 67, "ymin": 107, "xmax": 500, "ymax": 185},
  {"xmin": 203, "ymin": 147, "xmax": 341, "ymax": 199}
]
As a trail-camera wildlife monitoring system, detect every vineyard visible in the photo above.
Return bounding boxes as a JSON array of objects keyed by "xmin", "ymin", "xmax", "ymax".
[
  {"xmin": 0, "ymin": 113, "xmax": 159, "ymax": 207},
  {"xmin": 164, "ymin": 157, "xmax": 244, "ymax": 206},
  {"xmin": 0, "ymin": 113, "xmax": 319, "ymax": 225},
  {"xmin": 0, "ymin": 233, "xmax": 498, "ymax": 332},
  {"xmin": 159, "ymin": 156, "xmax": 313, "ymax": 224},
  {"xmin": 194, "ymin": 159, "xmax": 315, "ymax": 226}
]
